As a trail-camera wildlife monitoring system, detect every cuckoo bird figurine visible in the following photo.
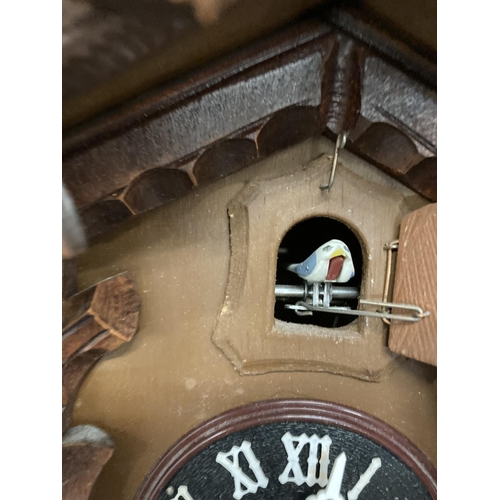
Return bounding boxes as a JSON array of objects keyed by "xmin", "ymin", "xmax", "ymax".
[{"xmin": 287, "ymin": 239, "xmax": 355, "ymax": 284}]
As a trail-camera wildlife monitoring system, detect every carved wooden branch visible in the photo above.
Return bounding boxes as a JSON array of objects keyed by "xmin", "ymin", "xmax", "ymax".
[
  {"xmin": 62, "ymin": 425, "xmax": 115, "ymax": 500},
  {"xmin": 62, "ymin": 271, "xmax": 140, "ymax": 499},
  {"xmin": 63, "ymin": 350, "xmax": 105, "ymax": 434},
  {"xmin": 62, "ymin": 272, "xmax": 140, "ymax": 365}
]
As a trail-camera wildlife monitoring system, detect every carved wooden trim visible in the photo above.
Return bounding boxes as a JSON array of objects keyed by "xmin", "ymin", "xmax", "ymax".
[
  {"xmin": 63, "ymin": 272, "xmax": 140, "ymax": 340},
  {"xmin": 62, "ymin": 20, "xmax": 331, "ymax": 152},
  {"xmin": 320, "ymin": 33, "xmax": 365, "ymax": 134},
  {"xmin": 62, "ymin": 272, "xmax": 140, "ymax": 431},
  {"xmin": 135, "ymin": 399, "xmax": 437, "ymax": 500},
  {"xmin": 63, "ymin": 350, "xmax": 105, "ymax": 434},
  {"xmin": 63, "ymin": 425, "xmax": 115, "ymax": 500},
  {"xmin": 62, "ymin": 271, "xmax": 141, "ymax": 499},
  {"xmin": 63, "ymin": 11, "xmax": 436, "ymax": 244},
  {"xmin": 62, "ymin": 2, "xmax": 327, "ymax": 129},
  {"xmin": 350, "ymin": 120, "xmax": 436, "ymax": 202},
  {"xmin": 327, "ymin": 8, "xmax": 436, "ymax": 86}
]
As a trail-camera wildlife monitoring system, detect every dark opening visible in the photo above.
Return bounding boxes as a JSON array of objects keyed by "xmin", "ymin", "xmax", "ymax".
[{"xmin": 275, "ymin": 217, "xmax": 363, "ymax": 328}]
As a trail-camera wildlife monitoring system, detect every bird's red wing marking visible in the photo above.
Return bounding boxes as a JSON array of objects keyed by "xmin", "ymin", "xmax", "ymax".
[{"xmin": 326, "ymin": 256, "xmax": 345, "ymax": 281}]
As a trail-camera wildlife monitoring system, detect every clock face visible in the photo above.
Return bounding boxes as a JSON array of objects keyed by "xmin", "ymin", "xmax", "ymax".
[{"xmin": 136, "ymin": 400, "xmax": 436, "ymax": 500}]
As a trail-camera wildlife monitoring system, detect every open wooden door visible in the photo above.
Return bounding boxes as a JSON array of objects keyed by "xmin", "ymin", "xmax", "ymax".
[{"xmin": 389, "ymin": 203, "xmax": 437, "ymax": 366}]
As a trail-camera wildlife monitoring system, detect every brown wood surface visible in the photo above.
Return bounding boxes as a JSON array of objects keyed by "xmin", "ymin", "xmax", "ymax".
[
  {"xmin": 169, "ymin": 0, "xmax": 238, "ymax": 24},
  {"xmin": 63, "ymin": 271, "xmax": 140, "ymax": 344},
  {"xmin": 62, "ymin": 0, "xmax": 325, "ymax": 129},
  {"xmin": 63, "ymin": 351, "xmax": 106, "ymax": 434},
  {"xmin": 62, "ymin": 425, "xmax": 115, "ymax": 500},
  {"xmin": 63, "ymin": 15, "xmax": 436, "ymax": 243},
  {"xmin": 213, "ymin": 150, "xmax": 427, "ymax": 380},
  {"xmin": 328, "ymin": 7, "xmax": 436, "ymax": 85},
  {"xmin": 62, "ymin": 271, "xmax": 141, "ymax": 432},
  {"xmin": 72, "ymin": 138, "xmax": 436, "ymax": 500},
  {"xmin": 62, "ymin": 272, "xmax": 141, "ymax": 500},
  {"xmin": 63, "ymin": 258, "xmax": 78, "ymax": 300},
  {"xmin": 389, "ymin": 203, "xmax": 437, "ymax": 365}
]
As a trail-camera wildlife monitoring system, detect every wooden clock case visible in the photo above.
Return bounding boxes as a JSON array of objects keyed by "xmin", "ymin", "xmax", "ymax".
[{"xmin": 62, "ymin": 2, "xmax": 436, "ymax": 499}]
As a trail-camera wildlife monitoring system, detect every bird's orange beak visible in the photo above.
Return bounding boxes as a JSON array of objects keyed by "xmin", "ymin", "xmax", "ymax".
[{"xmin": 330, "ymin": 248, "xmax": 347, "ymax": 259}]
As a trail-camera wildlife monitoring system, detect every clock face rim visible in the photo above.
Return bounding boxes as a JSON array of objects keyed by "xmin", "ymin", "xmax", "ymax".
[{"xmin": 135, "ymin": 398, "xmax": 437, "ymax": 499}]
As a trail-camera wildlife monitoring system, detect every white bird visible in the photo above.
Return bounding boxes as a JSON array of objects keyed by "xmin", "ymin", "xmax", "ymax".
[{"xmin": 286, "ymin": 239, "xmax": 355, "ymax": 284}]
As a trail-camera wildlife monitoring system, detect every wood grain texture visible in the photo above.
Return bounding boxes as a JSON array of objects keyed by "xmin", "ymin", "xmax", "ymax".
[
  {"xmin": 257, "ymin": 106, "xmax": 321, "ymax": 158},
  {"xmin": 63, "ymin": 272, "xmax": 140, "ymax": 340},
  {"xmin": 320, "ymin": 33, "xmax": 364, "ymax": 134},
  {"xmin": 63, "ymin": 317, "xmax": 107, "ymax": 365},
  {"xmin": 169, "ymin": 0, "xmax": 239, "ymax": 24},
  {"xmin": 63, "ymin": 13, "xmax": 436, "ymax": 243},
  {"xmin": 351, "ymin": 121, "xmax": 436, "ymax": 202},
  {"xmin": 359, "ymin": 57, "xmax": 436, "ymax": 158},
  {"xmin": 192, "ymin": 138, "xmax": 258, "ymax": 185},
  {"xmin": 62, "ymin": 272, "xmax": 141, "ymax": 432},
  {"xmin": 403, "ymin": 156, "xmax": 437, "ymax": 201},
  {"xmin": 389, "ymin": 203, "xmax": 436, "ymax": 365},
  {"xmin": 80, "ymin": 197, "xmax": 133, "ymax": 240},
  {"xmin": 62, "ymin": 0, "xmax": 325, "ymax": 128},
  {"xmin": 354, "ymin": 122, "xmax": 421, "ymax": 175},
  {"xmin": 124, "ymin": 167, "xmax": 193, "ymax": 213},
  {"xmin": 63, "ymin": 258, "xmax": 78, "ymax": 300},
  {"xmin": 212, "ymin": 148, "xmax": 427, "ymax": 380},
  {"xmin": 62, "ymin": 28, "xmax": 330, "ymax": 209},
  {"xmin": 62, "ymin": 425, "xmax": 115, "ymax": 500},
  {"xmin": 72, "ymin": 138, "xmax": 436, "ymax": 500},
  {"xmin": 63, "ymin": 350, "xmax": 105, "ymax": 434},
  {"xmin": 328, "ymin": 7, "xmax": 436, "ymax": 86}
]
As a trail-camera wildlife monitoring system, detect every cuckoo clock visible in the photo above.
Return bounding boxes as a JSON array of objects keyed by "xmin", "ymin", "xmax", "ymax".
[
  {"xmin": 67, "ymin": 137, "xmax": 437, "ymax": 500},
  {"xmin": 63, "ymin": 3, "xmax": 436, "ymax": 500}
]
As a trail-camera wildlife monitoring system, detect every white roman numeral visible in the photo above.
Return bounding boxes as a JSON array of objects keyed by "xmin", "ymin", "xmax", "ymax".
[
  {"xmin": 216, "ymin": 440, "xmax": 269, "ymax": 499},
  {"xmin": 306, "ymin": 454, "xmax": 382, "ymax": 500},
  {"xmin": 278, "ymin": 432, "xmax": 332, "ymax": 487},
  {"xmin": 306, "ymin": 451, "xmax": 347, "ymax": 500},
  {"xmin": 347, "ymin": 457, "xmax": 381, "ymax": 500},
  {"xmin": 169, "ymin": 485, "xmax": 194, "ymax": 500}
]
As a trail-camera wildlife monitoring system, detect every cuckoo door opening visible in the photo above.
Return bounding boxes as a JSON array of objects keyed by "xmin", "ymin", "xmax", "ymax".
[{"xmin": 275, "ymin": 217, "xmax": 363, "ymax": 328}]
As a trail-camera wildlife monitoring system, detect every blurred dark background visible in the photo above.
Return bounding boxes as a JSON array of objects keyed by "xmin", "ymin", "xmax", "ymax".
[{"xmin": 63, "ymin": 0, "xmax": 436, "ymax": 131}]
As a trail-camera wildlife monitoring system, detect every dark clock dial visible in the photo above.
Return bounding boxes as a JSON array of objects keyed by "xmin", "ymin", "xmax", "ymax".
[{"xmin": 135, "ymin": 400, "xmax": 436, "ymax": 500}]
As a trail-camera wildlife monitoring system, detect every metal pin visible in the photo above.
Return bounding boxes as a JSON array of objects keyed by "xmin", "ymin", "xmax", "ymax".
[
  {"xmin": 312, "ymin": 282, "xmax": 320, "ymax": 307},
  {"xmin": 320, "ymin": 131, "xmax": 348, "ymax": 191},
  {"xmin": 380, "ymin": 240, "xmax": 399, "ymax": 325},
  {"xmin": 295, "ymin": 308, "xmax": 314, "ymax": 317},
  {"xmin": 289, "ymin": 299, "xmax": 430, "ymax": 323},
  {"xmin": 275, "ymin": 284, "xmax": 360, "ymax": 301}
]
